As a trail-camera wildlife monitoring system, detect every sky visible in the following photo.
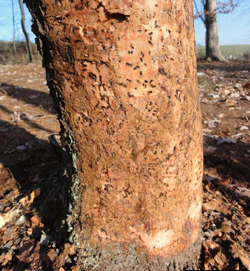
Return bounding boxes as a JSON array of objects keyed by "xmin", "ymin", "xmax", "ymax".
[{"xmin": 0, "ymin": 1, "xmax": 249, "ymax": 46}]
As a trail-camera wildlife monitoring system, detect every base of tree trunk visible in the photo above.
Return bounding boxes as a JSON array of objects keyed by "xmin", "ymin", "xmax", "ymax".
[
  {"xmin": 67, "ymin": 238, "xmax": 201, "ymax": 271},
  {"xmin": 57, "ymin": 142, "xmax": 202, "ymax": 271},
  {"xmin": 206, "ymin": 54, "xmax": 228, "ymax": 62}
]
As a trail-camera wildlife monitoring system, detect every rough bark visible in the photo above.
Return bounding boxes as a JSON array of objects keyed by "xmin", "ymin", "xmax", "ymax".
[
  {"xmin": 205, "ymin": 0, "xmax": 228, "ymax": 62},
  {"xmin": 18, "ymin": 0, "xmax": 33, "ymax": 62},
  {"xmin": 24, "ymin": 0, "xmax": 203, "ymax": 270}
]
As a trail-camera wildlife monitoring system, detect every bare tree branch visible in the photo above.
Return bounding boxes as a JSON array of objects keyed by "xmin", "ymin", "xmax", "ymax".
[{"xmin": 194, "ymin": 0, "xmax": 206, "ymax": 24}]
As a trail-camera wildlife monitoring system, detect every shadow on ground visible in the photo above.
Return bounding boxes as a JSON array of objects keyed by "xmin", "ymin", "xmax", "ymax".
[
  {"xmin": 0, "ymin": 122, "xmax": 69, "ymax": 271},
  {"xmin": 204, "ymin": 138, "xmax": 250, "ymax": 217},
  {"xmin": 1, "ymin": 83, "xmax": 55, "ymax": 114},
  {"xmin": 198, "ymin": 61, "xmax": 250, "ymax": 73}
]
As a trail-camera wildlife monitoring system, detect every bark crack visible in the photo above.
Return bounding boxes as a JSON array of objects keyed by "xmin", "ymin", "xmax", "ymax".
[
  {"xmin": 104, "ymin": 10, "xmax": 130, "ymax": 22},
  {"xmin": 98, "ymin": 3, "xmax": 130, "ymax": 23}
]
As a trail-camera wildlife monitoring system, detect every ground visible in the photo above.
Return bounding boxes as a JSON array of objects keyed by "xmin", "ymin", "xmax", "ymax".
[{"xmin": 0, "ymin": 61, "xmax": 250, "ymax": 270}]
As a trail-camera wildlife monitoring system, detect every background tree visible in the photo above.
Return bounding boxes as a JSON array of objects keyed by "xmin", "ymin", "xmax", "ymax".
[
  {"xmin": 0, "ymin": 0, "xmax": 35, "ymax": 63},
  {"xmin": 194, "ymin": 0, "xmax": 238, "ymax": 61},
  {"xmin": 24, "ymin": 0, "xmax": 203, "ymax": 270},
  {"xmin": 11, "ymin": 0, "xmax": 17, "ymax": 62},
  {"xmin": 18, "ymin": 0, "xmax": 32, "ymax": 62}
]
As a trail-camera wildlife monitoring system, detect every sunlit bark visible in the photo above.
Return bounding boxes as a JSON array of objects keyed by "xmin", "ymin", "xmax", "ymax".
[{"xmin": 25, "ymin": 0, "xmax": 203, "ymax": 270}]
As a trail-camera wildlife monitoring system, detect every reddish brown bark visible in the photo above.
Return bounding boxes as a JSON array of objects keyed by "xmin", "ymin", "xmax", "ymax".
[{"xmin": 25, "ymin": 0, "xmax": 203, "ymax": 269}]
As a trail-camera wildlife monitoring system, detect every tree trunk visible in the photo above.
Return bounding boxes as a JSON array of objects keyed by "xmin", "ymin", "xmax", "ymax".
[
  {"xmin": 11, "ymin": 0, "xmax": 17, "ymax": 63},
  {"xmin": 205, "ymin": 0, "xmax": 228, "ymax": 62},
  {"xmin": 24, "ymin": 0, "xmax": 203, "ymax": 270},
  {"xmin": 18, "ymin": 0, "xmax": 33, "ymax": 63}
]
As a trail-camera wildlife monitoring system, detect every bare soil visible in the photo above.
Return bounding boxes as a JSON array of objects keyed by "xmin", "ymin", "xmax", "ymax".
[{"xmin": 0, "ymin": 61, "xmax": 250, "ymax": 270}]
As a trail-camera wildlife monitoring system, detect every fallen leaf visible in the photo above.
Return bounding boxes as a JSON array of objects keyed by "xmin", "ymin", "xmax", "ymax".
[
  {"xmin": 243, "ymin": 81, "xmax": 250, "ymax": 89},
  {"xmin": 47, "ymin": 249, "xmax": 58, "ymax": 261},
  {"xmin": 204, "ymin": 239, "xmax": 221, "ymax": 250},
  {"xmin": 69, "ymin": 244, "xmax": 76, "ymax": 255},
  {"xmin": 214, "ymin": 251, "xmax": 227, "ymax": 267},
  {"xmin": 0, "ymin": 209, "xmax": 20, "ymax": 228},
  {"xmin": 2, "ymin": 228, "xmax": 14, "ymax": 243},
  {"xmin": 203, "ymin": 200, "xmax": 231, "ymax": 216},
  {"xmin": 238, "ymin": 126, "xmax": 249, "ymax": 131},
  {"xmin": 30, "ymin": 215, "xmax": 40, "ymax": 226},
  {"xmin": 2, "ymin": 252, "xmax": 12, "ymax": 266},
  {"xmin": 231, "ymin": 241, "xmax": 250, "ymax": 270},
  {"xmin": 20, "ymin": 191, "xmax": 36, "ymax": 206},
  {"xmin": 204, "ymin": 255, "xmax": 215, "ymax": 270},
  {"xmin": 27, "ymin": 227, "xmax": 33, "ymax": 236},
  {"xmin": 235, "ymin": 187, "xmax": 250, "ymax": 199},
  {"xmin": 221, "ymin": 220, "xmax": 232, "ymax": 233},
  {"xmin": 0, "ymin": 215, "xmax": 5, "ymax": 227}
]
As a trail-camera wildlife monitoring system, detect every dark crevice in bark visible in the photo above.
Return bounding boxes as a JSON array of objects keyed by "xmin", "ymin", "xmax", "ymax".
[
  {"xmin": 97, "ymin": 3, "xmax": 130, "ymax": 23},
  {"xmin": 104, "ymin": 11, "xmax": 130, "ymax": 22},
  {"xmin": 158, "ymin": 67, "xmax": 167, "ymax": 75}
]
